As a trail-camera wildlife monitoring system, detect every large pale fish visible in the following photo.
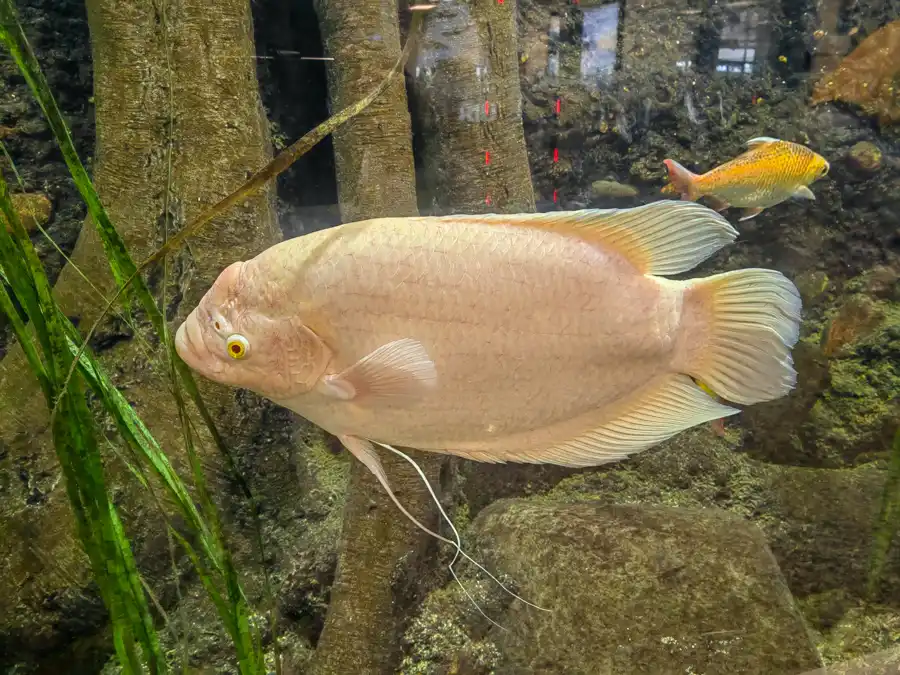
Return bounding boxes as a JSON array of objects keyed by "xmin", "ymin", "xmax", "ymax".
[{"xmin": 175, "ymin": 200, "xmax": 801, "ymax": 489}]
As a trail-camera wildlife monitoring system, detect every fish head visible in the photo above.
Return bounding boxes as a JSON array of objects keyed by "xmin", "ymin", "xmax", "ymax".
[
  {"xmin": 807, "ymin": 152, "xmax": 830, "ymax": 183},
  {"xmin": 175, "ymin": 260, "xmax": 332, "ymax": 399}
]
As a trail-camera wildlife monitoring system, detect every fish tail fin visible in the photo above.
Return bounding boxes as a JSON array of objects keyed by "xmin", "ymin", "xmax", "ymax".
[
  {"xmin": 662, "ymin": 159, "xmax": 701, "ymax": 200},
  {"xmin": 674, "ymin": 269, "xmax": 802, "ymax": 405}
]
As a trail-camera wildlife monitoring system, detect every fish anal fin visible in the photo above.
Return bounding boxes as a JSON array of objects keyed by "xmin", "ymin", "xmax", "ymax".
[
  {"xmin": 320, "ymin": 338, "xmax": 437, "ymax": 403},
  {"xmin": 446, "ymin": 375, "xmax": 739, "ymax": 468},
  {"xmin": 739, "ymin": 207, "xmax": 765, "ymax": 221},
  {"xmin": 791, "ymin": 185, "xmax": 815, "ymax": 201},
  {"xmin": 703, "ymin": 195, "xmax": 731, "ymax": 212},
  {"xmin": 452, "ymin": 201, "xmax": 738, "ymax": 276},
  {"xmin": 746, "ymin": 136, "xmax": 780, "ymax": 149}
]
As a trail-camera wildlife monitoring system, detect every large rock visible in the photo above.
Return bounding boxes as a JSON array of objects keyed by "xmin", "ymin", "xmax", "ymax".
[{"xmin": 402, "ymin": 500, "xmax": 821, "ymax": 674}]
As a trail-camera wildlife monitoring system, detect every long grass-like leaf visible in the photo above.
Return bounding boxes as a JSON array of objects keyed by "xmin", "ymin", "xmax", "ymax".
[
  {"xmin": 0, "ymin": 172, "xmax": 165, "ymax": 672},
  {"xmin": 1, "ymin": 1, "xmax": 432, "ymax": 671},
  {"xmin": 0, "ymin": 3, "xmax": 265, "ymax": 670},
  {"xmin": 868, "ymin": 425, "xmax": 900, "ymax": 598}
]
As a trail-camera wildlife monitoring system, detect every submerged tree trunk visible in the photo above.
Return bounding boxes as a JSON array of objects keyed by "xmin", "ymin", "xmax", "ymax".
[
  {"xmin": 0, "ymin": 0, "xmax": 278, "ymax": 658},
  {"xmin": 411, "ymin": 0, "xmax": 535, "ymax": 214},
  {"xmin": 308, "ymin": 1, "xmax": 442, "ymax": 674}
]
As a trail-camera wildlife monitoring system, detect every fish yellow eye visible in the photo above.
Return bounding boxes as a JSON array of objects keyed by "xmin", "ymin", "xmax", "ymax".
[{"xmin": 225, "ymin": 334, "xmax": 249, "ymax": 359}]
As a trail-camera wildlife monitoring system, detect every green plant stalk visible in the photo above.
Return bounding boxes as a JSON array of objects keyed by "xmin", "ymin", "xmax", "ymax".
[
  {"xmin": 0, "ymin": 266, "xmax": 261, "ymax": 671},
  {"xmin": 0, "ymin": 0, "xmax": 241, "ymax": 494},
  {"xmin": 867, "ymin": 424, "xmax": 900, "ymax": 598},
  {"xmin": 0, "ymin": 174, "xmax": 165, "ymax": 672},
  {"xmin": 0, "ymin": 4, "xmax": 264, "ymax": 669},
  {"xmin": 0, "ymin": 2, "xmax": 430, "ymax": 670}
]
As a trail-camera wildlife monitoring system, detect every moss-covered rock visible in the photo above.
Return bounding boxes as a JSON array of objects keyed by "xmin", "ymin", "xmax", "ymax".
[
  {"xmin": 741, "ymin": 298, "xmax": 900, "ymax": 467},
  {"xmin": 453, "ymin": 427, "xmax": 900, "ymax": 666},
  {"xmin": 403, "ymin": 499, "xmax": 821, "ymax": 674}
]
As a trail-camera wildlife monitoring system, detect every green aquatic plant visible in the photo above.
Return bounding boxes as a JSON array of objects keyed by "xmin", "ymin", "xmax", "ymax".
[
  {"xmin": 867, "ymin": 424, "xmax": 900, "ymax": 599},
  {"xmin": 0, "ymin": 175, "xmax": 166, "ymax": 672},
  {"xmin": 0, "ymin": 0, "xmax": 267, "ymax": 670},
  {"xmin": 0, "ymin": 0, "xmax": 430, "ymax": 671}
]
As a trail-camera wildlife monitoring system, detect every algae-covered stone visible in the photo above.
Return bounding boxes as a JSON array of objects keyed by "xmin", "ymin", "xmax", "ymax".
[
  {"xmin": 591, "ymin": 179, "xmax": 639, "ymax": 199},
  {"xmin": 847, "ymin": 141, "xmax": 882, "ymax": 172},
  {"xmin": 404, "ymin": 499, "xmax": 821, "ymax": 674},
  {"xmin": 3, "ymin": 193, "xmax": 53, "ymax": 232}
]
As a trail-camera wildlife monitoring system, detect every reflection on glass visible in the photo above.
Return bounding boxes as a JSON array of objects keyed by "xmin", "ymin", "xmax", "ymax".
[
  {"xmin": 581, "ymin": 3, "xmax": 620, "ymax": 78},
  {"xmin": 715, "ymin": 7, "xmax": 767, "ymax": 74},
  {"xmin": 548, "ymin": 52, "xmax": 560, "ymax": 76}
]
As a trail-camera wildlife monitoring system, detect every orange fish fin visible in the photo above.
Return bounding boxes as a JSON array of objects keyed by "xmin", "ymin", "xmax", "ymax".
[
  {"xmin": 746, "ymin": 136, "xmax": 780, "ymax": 149},
  {"xmin": 456, "ymin": 201, "xmax": 738, "ymax": 276},
  {"xmin": 319, "ymin": 338, "xmax": 437, "ymax": 402},
  {"xmin": 662, "ymin": 159, "xmax": 701, "ymax": 201},
  {"xmin": 476, "ymin": 375, "xmax": 738, "ymax": 468},
  {"xmin": 709, "ymin": 417, "xmax": 727, "ymax": 437},
  {"xmin": 739, "ymin": 207, "xmax": 765, "ymax": 221},
  {"xmin": 677, "ymin": 268, "xmax": 802, "ymax": 405},
  {"xmin": 704, "ymin": 195, "xmax": 730, "ymax": 212}
]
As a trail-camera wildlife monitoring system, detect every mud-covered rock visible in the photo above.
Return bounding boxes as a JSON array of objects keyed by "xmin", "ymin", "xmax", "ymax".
[
  {"xmin": 5, "ymin": 192, "xmax": 53, "ymax": 232},
  {"xmin": 847, "ymin": 141, "xmax": 884, "ymax": 172},
  {"xmin": 402, "ymin": 499, "xmax": 821, "ymax": 675},
  {"xmin": 590, "ymin": 179, "xmax": 639, "ymax": 199}
]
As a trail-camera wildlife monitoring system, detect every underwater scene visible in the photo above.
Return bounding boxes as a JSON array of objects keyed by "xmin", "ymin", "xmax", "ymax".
[{"xmin": 0, "ymin": 0, "xmax": 899, "ymax": 672}]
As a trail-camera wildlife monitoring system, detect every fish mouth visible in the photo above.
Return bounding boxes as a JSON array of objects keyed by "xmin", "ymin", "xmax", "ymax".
[
  {"xmin": 175, "ymin": 312, "xmax": 205, "ymax": 370},
  {"xmin": 175, "ymin": 310, "xmax": 228, "ymax": 380},
  {"xmin": 174, "ymin": 319, "xmax": 196, "ymax": 366}
]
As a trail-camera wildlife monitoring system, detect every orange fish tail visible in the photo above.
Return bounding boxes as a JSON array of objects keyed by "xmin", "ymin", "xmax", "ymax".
[
  {"xmin": 674, "ymin": 269, "xmax": 802, "ymax": 406},
  {"xmin": 662, "ymin": 159, "xmax": 701, "ymax": 201}
]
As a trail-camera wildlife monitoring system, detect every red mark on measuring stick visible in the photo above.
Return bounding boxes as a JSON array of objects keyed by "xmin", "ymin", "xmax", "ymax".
[
  {"xmin": 555, "ymin": 98, "xmax": 561, "ymax": 115},
  {"xmin": 484, "ymin": 100, "xmax": 490, "ymax": 116},
  {"xmin": 485, "ymin": 150, "xmax": 491, "ymax": 165},
  {"xmin": 553, "ymin": 148, "xmax": 559, "ymax": 163},
  {"xmin": 553, "ymin": 189, "xmax": 558, "ymax": 203}
]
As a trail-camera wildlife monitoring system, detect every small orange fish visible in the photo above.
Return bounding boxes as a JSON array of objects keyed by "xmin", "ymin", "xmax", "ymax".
[{"xmin": 661, "ymin": 137, "xmax": 830, "ymax": 221}]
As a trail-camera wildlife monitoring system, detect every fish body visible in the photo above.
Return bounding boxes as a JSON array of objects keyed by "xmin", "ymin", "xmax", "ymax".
[
  {"xmin": 175, "ymin": 201, "xmax": 801, "ymax": 470},
  {"xmin": 661, "ymin": 137, "xmax": 829, "ymax": 221}
]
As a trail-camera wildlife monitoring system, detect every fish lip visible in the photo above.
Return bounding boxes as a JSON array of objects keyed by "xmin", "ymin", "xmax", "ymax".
[
  {"xmin": 176, "ymin": 310, "xmax": 228, "ymax": 377},
  {"xmin": 174, "ymin": 319, "xmax": 196, "ymax": 366}
]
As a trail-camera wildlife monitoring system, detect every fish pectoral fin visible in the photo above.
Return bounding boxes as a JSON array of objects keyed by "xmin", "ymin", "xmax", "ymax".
[
  {"xmin": 703, "ymin": 195, "xmax": 731, "ymax": 212},
  {"xmin": 791, "ymin": 185, "xmax": 815, "ymax": 201},
  {"xmin": 457, "ymin": 201, "xmax": 738, "ymax": 276},
  {"xmin": 496, "ymin": 375, "xmax": 739, "ymax": 468},
  {"xmin": 739, "ymin": 206, "xmax": 765, "ymax": 221},
  {"xmin": 745, "ymin": 136, "xmax": 780, "ymax": 149},
  {"xmin": 321, "ymin": 338, "xmax": 437, "ymax": 402}
]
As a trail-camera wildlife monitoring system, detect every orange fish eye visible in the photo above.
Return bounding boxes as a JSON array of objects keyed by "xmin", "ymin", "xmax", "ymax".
[{"xmin": 226, "ymin": 334, "xmax": 250, "ymax": 359}]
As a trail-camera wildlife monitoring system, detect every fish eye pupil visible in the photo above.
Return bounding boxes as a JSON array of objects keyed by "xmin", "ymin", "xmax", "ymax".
[{"xmin": 226, "ymin": 334, "xmax": 248, "ymax": 359}]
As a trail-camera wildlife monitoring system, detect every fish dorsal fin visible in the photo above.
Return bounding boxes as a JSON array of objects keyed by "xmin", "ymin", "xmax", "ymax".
[
  {"xmin": 446, "ymin": 374, "xmax": 739, "ymax": 467},
  {"xmin": 746, "ymin": 136, "xmax": 780, "ymax": 149},
  {"xmin": 448, "ymin": 201, "xmax": 738, "ymax": 276}
]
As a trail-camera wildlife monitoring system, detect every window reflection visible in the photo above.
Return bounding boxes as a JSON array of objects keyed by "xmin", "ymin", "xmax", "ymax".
[
  {"xmin": 581, "ymin": 3, "xmax": 620, "ymax": 78},
  {"xmin": 715, "ymin": 6, "xmax": 767, "ymax": 74}
]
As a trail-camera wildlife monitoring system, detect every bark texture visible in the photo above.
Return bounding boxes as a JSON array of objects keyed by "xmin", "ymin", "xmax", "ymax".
[
  {"xmin": 0, "ymin": 0, "xmax": 278, "ymax": 662},
  {"xmin": 411, "ymin": 0, "xmax": 536, "ymax": 214},
  {"xmin": 308, "ymin": 1, "xmax": 442, "ymax": 673},
  {"xmin": 314, "ymin": 0, "xmax": 418, "ymax": 224}
]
